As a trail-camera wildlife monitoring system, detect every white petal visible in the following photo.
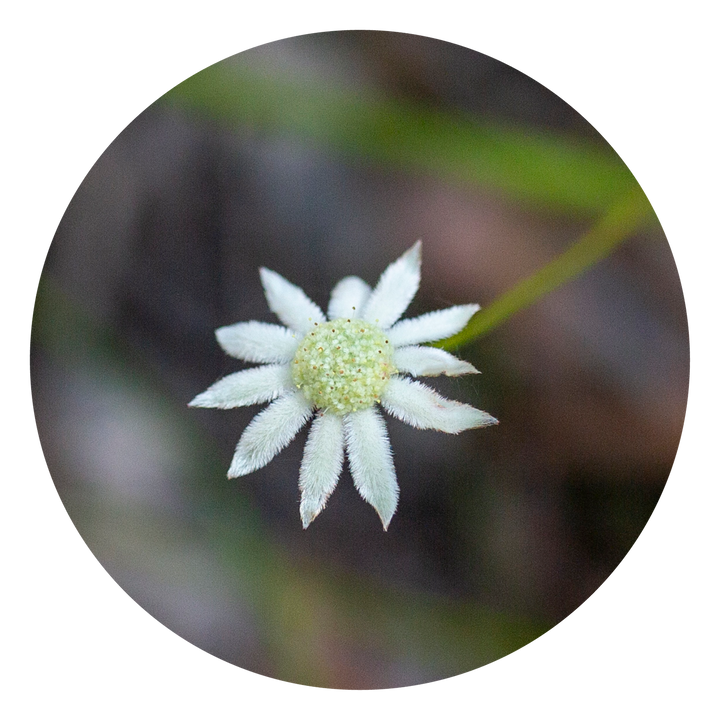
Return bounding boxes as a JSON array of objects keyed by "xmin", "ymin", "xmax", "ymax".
[
  {"xmin": 393, "ymin": 346, "xmax": 480, "ymax": 377},
  {"xmin": 299, "ymin": 412, "xmax": 345, "ymax": 528},
  {"xmin": 386, "ymin": 304, "xmax": 479, "ymax": 347},
  {"xmin": 189, "ymin": 364, "xmax": 293, "ymax": 409},
  {"xmin": 327, "ymin": 276, "xmax": 372, "ymax": 320},
  {"xmin": 228, "ymin": 391, "xmax": 313, "ymax": 478},
  {"xmin": 344, "ymin": 407, "xmax": 398, "ymax": 530},
  {"xmin": 259, "ymin": 267, "xmax": 326, "ymax": 333},
  {"xmin": 361, "ymin": 241, "xmax": 422, "ymax": 329},
  {"xmin": 381, "ymin": 377, "xmax": 498, "ymax": 434},
  {"xmin": 215, "ymin": 321, "xmax": 299, "ymax": 363}
]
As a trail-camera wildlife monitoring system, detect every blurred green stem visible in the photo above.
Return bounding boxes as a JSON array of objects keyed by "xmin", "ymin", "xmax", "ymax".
[{"xmin": 437, "ymin": 186, "xmax": 656, "ymax": 351}]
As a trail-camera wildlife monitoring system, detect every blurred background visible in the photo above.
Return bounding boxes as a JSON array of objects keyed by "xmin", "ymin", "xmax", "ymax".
[{"xmin": 31, "ymin": 31, "xmax": 688, "ymax": 689}]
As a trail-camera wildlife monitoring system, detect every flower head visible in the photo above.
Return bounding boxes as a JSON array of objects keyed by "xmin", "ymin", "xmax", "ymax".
[{"xmin": 190, "ymin": 242, "xmax": 498, "ymax": 529}]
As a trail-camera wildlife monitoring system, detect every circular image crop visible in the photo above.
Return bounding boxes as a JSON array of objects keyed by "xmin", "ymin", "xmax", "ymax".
[{"xmin": 31, "ymin": 31, "xmax": 689, "ymax": 689}]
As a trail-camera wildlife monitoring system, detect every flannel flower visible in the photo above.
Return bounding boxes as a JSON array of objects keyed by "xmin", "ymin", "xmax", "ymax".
[{"xmin": 190, "ymin": 242, "xmax": 497, "ymax": 529}]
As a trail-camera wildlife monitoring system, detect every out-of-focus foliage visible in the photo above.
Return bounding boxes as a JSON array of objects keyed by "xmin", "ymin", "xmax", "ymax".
[{"xmin": 166, "ymin": 61, "xmax": 639, "ymax": 216}]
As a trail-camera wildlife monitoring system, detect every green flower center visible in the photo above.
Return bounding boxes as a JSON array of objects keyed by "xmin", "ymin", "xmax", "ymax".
[{"xmin": 292, "ymin": 318, "xmax": 396, "ymax": 414}]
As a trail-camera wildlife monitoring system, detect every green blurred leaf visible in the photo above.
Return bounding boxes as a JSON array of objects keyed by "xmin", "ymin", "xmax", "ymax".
[{"xmin": 163, "ymin": 62, "xmax": 639, "ymax": 215}]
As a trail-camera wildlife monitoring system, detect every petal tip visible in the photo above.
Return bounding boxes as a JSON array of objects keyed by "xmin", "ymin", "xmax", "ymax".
[
  {"xmin": 406, "ymin": 240, "xmax": 422, "ymax": 266},
  {"xmin": 375, "ymin": 497, "xmax": 398, "ymax": 531},
  {"xmin": 301, "ymin": 512, "xmax": 319, "ymax": 529},
  {"xmin": 214, "ymin": 326, "xmax": 229, "ymax": 345},
  {"xmin": 448, "ymin": 359, "xmax": 481, "ymax": 376},
  {"xmin": 227, "ymin": 468, "xmax": 246, "ymax": 479},
  {"xmin": 300, "ymin": 504, "xmax": 320, "ymax": 529},
  {"xmin": 258, "ymin": 267, "xmax": 271, "ymax": 289},
  {"xmin": 228, "ymin": 456, "xmax": 252, "ymax": 478},
  {"xmin": 471, "ymin": 412, "xmax": 499, "ymax": 429},
  {"xmin": 258, "ymin": 266, "xmax": 278, "ymax": 288}
]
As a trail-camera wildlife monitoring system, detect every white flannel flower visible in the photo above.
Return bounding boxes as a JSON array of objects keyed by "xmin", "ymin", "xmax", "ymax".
[{"xmin": 190, "ymin": 242, "xmax": 498, "ymax": 529}]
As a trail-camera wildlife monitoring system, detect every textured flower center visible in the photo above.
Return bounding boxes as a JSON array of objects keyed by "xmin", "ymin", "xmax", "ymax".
[{"xmin": 292, "ymin": 318, "xmax": 396, "ymax": 414}]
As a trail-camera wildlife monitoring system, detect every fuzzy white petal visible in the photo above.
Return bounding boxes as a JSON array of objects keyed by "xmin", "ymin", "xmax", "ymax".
[
  {"xmin": 386, "ymin": 304, "xmax": 479, "ymax": 347},
  {"xmin": 215, "ymin": 321, "xmax": 299, "ymax": 364},
  {"xmin": 361, "ymin": 241, "xmax": 422, "ymax": 329},
  {"xmin": 393, "ymin": 346, "xmax": 480, "ymax": 377},
  {"xmin": 344, "ymin": 407, "xmax": 398, "ymax": 530},
  {"xmin": 299, "ymin": 412, "xmax": 345, "ymax": 528},
  {"xmin": 327, "ymin": 276, "xmax": 372, "ymax": 320},
  {"xmin": 259, "ymin": 267, "xmax": 326, "ymax": 333},
  {"xmin": 381, "ymin": 377, "xmax": 497, "ymax": 433},
  {"xmin": 189, "ymin": 364, "xmax": 293, "ymax": 409},
  {"xmin": 228, "ymin": 391, "xmax": 313, "ymax": 478}
]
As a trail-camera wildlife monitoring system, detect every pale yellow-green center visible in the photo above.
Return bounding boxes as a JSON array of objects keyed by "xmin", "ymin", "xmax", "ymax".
[{"xmin": 292, "ymin": 318, "xmax": 396, "ymax": 414}]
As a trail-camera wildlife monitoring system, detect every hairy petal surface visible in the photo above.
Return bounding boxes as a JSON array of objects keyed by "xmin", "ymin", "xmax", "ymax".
[
  {"xmin": 299, "ymin": 412, "xmax": 345, "ymax": 528},
  {"xmin": 259, "ymin": 267, "xmax": 326, "ymax": 333},
  {"xmin": 228, "ymin": 391, "xmax": 313, "ymax": 478},
  {"xmin": 344, "ymin": 407, "xmax": 398, "ymax": 530},
  {"xmin": 393, "ymin": 346, "xmax": 480, "ymax": 377},
  {"xmin": 327, "ymin": 276, "xmax": 372, "ymax": 320},
  {"xmin": 215, "ymin": 321, "xmax": 299, "ymax": 364},
  {"xmin": 381, "ymin": 377, "xmax": 498, "ymax": 433},
  {"xmin": 189, "ymin": 364, "xmax": 293, "ymax": 409},
  {"xmin": 387, "ymin": 304, "xmax": 480, "ymax": 347},
  {"xmin": 361, "ymin": 241, "xmax": 422, "ymax": 329}
]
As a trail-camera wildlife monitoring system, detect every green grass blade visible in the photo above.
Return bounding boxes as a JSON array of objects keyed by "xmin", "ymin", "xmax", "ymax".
[{"xmin": 164, "ymin": 63, "xmax": 639, "ymax": 215}]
